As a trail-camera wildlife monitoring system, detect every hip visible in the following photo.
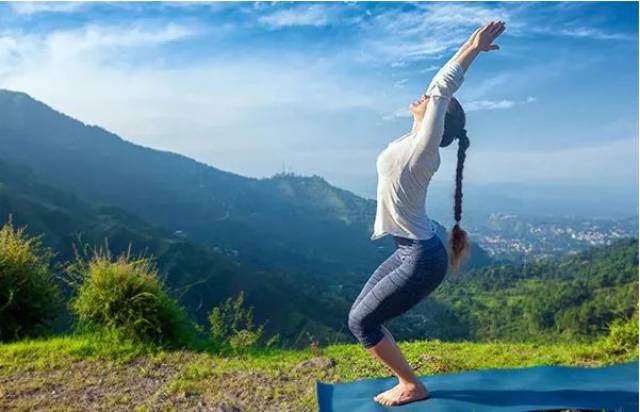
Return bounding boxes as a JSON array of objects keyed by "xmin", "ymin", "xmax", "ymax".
[{"xmin": 393, "ymin": 234, "xmax": 449, "ymax": 283}]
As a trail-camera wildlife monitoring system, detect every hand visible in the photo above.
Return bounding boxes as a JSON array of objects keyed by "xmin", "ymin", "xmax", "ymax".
[{"xmin": 467, "ymin": 20, "xmax": 506, "ymax": 52}]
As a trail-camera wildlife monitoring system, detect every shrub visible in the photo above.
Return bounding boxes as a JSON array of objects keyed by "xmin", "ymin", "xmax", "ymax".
[
  {"xmin": 208, "ymin": 291, "xmax": 274, "ymax": 353},
  {"xmin": 0, "ymin": 221, "xmax": 61, "ymax": 341},
  {"xmin": 67, "ymin": 246, "xmax": 189, "ymax": 346},
  {"xmin": 598, "ymin": 311, "xmax": 639, "ymax": 357}
]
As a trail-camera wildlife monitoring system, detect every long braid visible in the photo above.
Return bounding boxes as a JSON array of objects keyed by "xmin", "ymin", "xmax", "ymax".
[{"xmin": 448, "ymin": 128, "xmax": 471, "ymax": 276}]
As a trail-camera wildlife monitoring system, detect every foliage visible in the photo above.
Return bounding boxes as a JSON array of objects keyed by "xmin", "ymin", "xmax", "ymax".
[
  {"xmin": 430, "ymin": 238, "xmax": 639, "ymax": 343},
  {"xmin": 66, "ymin": 245, "xmax": 190, "ymax": 346},
  {"xmin": 598, "ymin": 311, "xmax": 639, "ymax": 357},
  {"xmin": 0, "ymin": 220, "xmax": 61, "ymax": 341},
  {"xmin": 208, "ymin": 291, "xmax": 276, "ymax": 353}
]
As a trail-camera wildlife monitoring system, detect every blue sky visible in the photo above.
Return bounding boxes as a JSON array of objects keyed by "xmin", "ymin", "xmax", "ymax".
[{"xmin": 0, "ymin": 1, "xmax": 638, "ymax": 213}]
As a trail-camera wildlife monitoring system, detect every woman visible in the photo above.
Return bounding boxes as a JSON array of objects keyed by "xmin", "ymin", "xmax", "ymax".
[{"xmin": 348, "ymin": 21, "xmax": 506, "ymax": 406}]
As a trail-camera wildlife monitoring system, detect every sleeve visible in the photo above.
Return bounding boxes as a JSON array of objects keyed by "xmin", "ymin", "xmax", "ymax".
[
  {"xmin": 425, "ymin": 59, "xmax": 465, "ymax": 99},
  {"xmin": 410, "ymin": 60, "xmax": 465, "ymax": 163}
]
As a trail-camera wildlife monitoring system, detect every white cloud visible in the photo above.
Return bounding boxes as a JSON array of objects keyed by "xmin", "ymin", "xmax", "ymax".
[
  {"xmin": 466, "ymin": 99, "xmax": 515, "ymax": 112},
  {"xmin": 393, "ymin": 78, "xmax": 409, "ymax": 88},
  {"xmin": 466, "ymin": 96, "xmax": 536, "ymax": 112},
  {"xmin": 10, "ymin": 1, "xmax": 85, "ymax": 15},
  {"xmin": 514, "ymin": 25, "xmax": 637, "ymax": 41},
  {"xmin": 419, "ymin": 65, "xmax": 440, "ymax": 74},
  {"xmin": 554, "ymin": 27, "xmax": 635, "ymax": 41},
  {"xmin": 360, "ymin": 1, "xmax": 633, "ymax": 64},
  {"xmin": 383, "ymin": 107, "xmax": 412, "ymax": 121},
  {"xmin": 361, "ymin": 2, "xmax": 512, "ymax": 61},
  {"xmin": 258, "ymin": 4, "xmax": 334, "ymax": 28},
  {"xmin": 45, "ymin": 22, "xmax": 200, "ymax": 57}
]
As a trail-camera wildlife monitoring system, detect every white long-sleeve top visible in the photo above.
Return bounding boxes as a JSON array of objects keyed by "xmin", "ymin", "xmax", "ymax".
[{"xmin": 371, "ymin": 59, "xmax": 466, "ymax": 241}]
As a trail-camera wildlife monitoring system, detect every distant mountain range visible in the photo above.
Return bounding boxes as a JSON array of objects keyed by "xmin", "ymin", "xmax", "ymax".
[{"xmin": 0, "ymin": 89, "xmax": 491, "ymax": 291}]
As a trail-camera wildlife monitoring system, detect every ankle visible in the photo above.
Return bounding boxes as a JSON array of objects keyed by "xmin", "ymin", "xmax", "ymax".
[{"xmin": 398, "ymin": 377, "xmax": 422, "ymax": 388}]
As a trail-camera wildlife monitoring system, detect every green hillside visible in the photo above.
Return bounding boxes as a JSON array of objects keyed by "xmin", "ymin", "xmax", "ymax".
[
  {"xmin": 431, "ymin": 238, "xmax": 638, "ymax": 342},
  {"xmin": 0, "ymin": 160, "xmax": 348, "ymax": 345}
]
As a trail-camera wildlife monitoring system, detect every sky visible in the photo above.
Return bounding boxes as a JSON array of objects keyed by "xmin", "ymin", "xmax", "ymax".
[{"xmin": 0, "ymin": 1, "xmax": 638, "ymax": 217}]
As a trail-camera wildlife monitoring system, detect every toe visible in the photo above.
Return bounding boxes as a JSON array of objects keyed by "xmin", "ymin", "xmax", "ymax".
[{"xmin": 380, "ymin": 392, "xmax": 392, "ymax": 405}]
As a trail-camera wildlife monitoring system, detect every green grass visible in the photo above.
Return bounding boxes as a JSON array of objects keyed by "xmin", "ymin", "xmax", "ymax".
[{"xmin": 0, "ymin": 333, "xmax": 636, "ymax": 411}]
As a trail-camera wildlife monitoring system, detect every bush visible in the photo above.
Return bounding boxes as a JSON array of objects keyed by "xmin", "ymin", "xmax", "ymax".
[
  {"xmin": 208, "ymin": 291, "xmax": 275, "ymax": 353},
  {"xmin": 0, "ymin": 221, "xmax": 61, "ymax": 341},
  {"xmin": 598, "ymin": 311, "xmax": 639, "ymax": 357},
  {"xmin": 67, "ymin": 246, "xmax": 189, "ymax": 346}
]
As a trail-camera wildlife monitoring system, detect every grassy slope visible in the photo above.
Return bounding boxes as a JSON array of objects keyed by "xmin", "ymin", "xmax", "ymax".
[{"xmin": 0, "ymin": 334, "xmax": 636, "ymax": 411}]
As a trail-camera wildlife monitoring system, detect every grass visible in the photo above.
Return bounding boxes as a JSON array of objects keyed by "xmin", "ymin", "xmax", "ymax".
[{"xmin": 0, "ymin": 333, "xmax": 636, "ymax": 411}]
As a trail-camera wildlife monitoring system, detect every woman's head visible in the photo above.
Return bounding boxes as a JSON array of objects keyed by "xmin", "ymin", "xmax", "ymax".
[
  {"xmin": 409, "ymin": 94, "xmax": 430, "ymax": 119},
  {"xmin": 443, "ymin": 97, "xmax": 471, "ymax": 275},
  {"xmin": 409, "ymin": 95, "xmax": 466, "ymax": 147}
]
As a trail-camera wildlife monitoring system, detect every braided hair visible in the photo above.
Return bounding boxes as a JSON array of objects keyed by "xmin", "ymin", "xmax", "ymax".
[{"xmin": 441, "ymin": 97, "xmax": 471, "ymax": 276}]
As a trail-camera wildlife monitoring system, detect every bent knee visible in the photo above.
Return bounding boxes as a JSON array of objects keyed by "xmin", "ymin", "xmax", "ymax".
[
  {"xmin": 348, "ymin": 308, "xmax": 383, "ymax": 347},
  {"xmin": 347, "ymin": 308, "xmax": 363, "ymax": 336}
]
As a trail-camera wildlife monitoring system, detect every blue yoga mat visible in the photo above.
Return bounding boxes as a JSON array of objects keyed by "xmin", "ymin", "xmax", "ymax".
[{"xmin": 317, "ymin": 361, "xmax": 638, "ymax": 411}]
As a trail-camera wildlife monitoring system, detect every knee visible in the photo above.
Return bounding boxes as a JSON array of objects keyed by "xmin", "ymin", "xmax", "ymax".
[
  {"xmin": 347, "ymin": 307, "xmax": 363, "ymax": 337},
  {"xmin": 348, "ymin": 307, "xmax": 383, "ymax": 348}
]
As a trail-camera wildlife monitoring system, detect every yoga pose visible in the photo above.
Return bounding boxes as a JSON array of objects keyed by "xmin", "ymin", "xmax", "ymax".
[{"xmin": 348, "ymin": 21, "xmax": 506, "ymax": 406}]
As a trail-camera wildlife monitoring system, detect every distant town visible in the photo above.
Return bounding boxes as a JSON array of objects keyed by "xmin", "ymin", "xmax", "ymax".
[{"xmin": 467, "ymin": 213, "xmax": 638, "ymax": 262}]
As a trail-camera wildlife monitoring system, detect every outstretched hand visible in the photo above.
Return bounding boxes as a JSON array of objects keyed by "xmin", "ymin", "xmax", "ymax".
[{"xmin": 467, "ymin": 20, "xmax": 506, "ymax": 52}]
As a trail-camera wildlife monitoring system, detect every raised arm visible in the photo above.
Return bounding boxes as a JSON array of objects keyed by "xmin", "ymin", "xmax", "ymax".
[{"xmin": 412, "ymin": 21, "xmax": 506, "ymax": 157}]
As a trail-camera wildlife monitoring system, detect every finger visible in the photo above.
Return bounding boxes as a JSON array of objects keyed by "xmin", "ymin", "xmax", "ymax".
[
  {"xmin": 489, "ymin": 23, "xmax": 504, "ymax": 39},
  {"xmin": 489, "ymin": 44, "xmax": 500, "ymax": 51},
  {"xmin": 480, "ymin": 21, "xmax": 493, "ymax": 33},
  {"xmin": 489, "ymin": 21, "xmax": 502, "ymax": 35},
  {"xmin": 494, "ymin": 24, "xmax": 506, "ymax": 37}
]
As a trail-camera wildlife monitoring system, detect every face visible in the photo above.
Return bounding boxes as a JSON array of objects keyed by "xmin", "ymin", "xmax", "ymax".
[{"xmin": 409, "ymin": 93, "xmax": 430, "ymax": 119}]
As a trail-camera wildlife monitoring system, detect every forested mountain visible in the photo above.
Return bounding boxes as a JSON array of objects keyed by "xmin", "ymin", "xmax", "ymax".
[
  {"xmin": 0, "ymin": 89, "xmax": 491, "ymax": 290},
  {"xmin": 422, "ymin": 238, "xmax": 638, "ymax": 343},
  {"xmin": 0, "ymin": 160, "xmax": 348, "ymax": 345}
]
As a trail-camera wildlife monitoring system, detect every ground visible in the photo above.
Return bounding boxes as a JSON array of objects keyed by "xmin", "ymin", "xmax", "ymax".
[{"xmin": 0, "ymin": 335, "xmax": 635, "ymax": 411}]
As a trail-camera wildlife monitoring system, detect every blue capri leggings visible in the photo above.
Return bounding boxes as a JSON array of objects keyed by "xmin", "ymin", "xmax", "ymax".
[{"xmin": 348, "ymin": 234, "xmax": 449, "ymax": 348}]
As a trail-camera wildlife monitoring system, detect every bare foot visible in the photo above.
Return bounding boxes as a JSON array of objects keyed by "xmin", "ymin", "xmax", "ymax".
[
  {"xmin": 373, "ymin": 380, "xmax": 429, "ymax": 406},
  {"xmin": 373, "ymin": 385, "xmax": 398, "ymax": 404}
]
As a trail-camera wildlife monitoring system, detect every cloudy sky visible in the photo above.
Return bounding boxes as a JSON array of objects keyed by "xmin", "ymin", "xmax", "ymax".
[{"xmin": 0, "ymin": 1, "xmax": 637, "ymax": 208}]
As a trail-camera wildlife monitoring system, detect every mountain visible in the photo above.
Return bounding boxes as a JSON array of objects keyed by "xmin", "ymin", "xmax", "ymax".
[
  {"xmin": 0, "ymin": 89, "xmax": 492, "ymax": 293},
  {"xmin": 426, "ymin": 237, "xmax": 639, "ymax": 342},
  {"xmin": 0, "ymin": 159, "xmax": 348, "ymax": 345}
]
